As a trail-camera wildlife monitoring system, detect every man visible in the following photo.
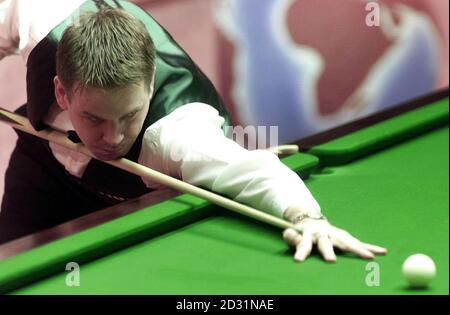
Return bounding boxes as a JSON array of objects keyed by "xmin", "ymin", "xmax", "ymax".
[{"xmin": 0, "ymin": 0, "xmax": 386, "ymax": 261}]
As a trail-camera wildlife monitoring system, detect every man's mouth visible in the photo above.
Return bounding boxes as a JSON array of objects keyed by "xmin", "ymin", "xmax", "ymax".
[{"xmin": 101, "ymin": 148, "xmax": 121, "ymax": 154}]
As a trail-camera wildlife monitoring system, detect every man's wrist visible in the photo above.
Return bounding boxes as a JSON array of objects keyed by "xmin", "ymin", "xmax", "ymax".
[
  {"xmin": 291, "ymin": 213, "xmax": 327, "ymax": 225},
  {"xmin": 283, "ymin": 203, "xmax": 322, "ymax": 223}
]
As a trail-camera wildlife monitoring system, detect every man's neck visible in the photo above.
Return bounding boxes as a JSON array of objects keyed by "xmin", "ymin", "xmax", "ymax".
[{"xmin": 42, "ymin": 101, "xmax": 74, "ymax": 132}]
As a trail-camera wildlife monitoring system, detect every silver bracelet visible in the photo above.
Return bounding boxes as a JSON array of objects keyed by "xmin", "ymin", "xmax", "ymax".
[{"xmin": 292, "ymin": 213, "xmax": 327, "ymax": 225}]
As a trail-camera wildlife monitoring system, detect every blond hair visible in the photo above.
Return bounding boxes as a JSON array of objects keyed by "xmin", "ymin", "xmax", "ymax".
[{"xmin": 56, "ymin": 8, "xmax": 155, "ymax": 95}]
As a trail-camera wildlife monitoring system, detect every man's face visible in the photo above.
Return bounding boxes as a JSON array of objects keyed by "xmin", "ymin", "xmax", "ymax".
[{"xmin": 54, "ymin": 77, "xmax": 152, "ymax": 160}]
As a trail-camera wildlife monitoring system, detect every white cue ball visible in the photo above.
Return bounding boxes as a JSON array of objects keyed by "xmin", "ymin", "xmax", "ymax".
[{"xmin": 402, "ymin": 254, "xmax": 436, "ymax": 288}]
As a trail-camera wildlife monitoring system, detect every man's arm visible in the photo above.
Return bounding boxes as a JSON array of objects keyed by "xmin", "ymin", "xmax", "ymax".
[
  {"xmin": 0, "ymin": 0, "xmax": 86, "ymax": 62},
  {"xmin": 138, "ymin": 102, "xmax": 321, "ymax": 219},
  {"xmin": 139, "ymin": 103, "xmax": 387, "ymax": 262}
]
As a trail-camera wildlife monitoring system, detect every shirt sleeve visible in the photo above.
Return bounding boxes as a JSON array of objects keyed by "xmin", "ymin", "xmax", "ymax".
[
  {"xmin": 138, "ymin": 103, "xmax": 321, "ymax": 218},
  {"xmin": 1, "ymin": 0, "xmax": 87, "ymax": 62},
  {"xmin": 0, "ymin": 0, "xmax": 20, "ymax": 60}
]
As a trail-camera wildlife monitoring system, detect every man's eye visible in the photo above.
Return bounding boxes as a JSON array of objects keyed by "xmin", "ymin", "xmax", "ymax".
[
  {"xmin": 126, "ymin": 111, "xmax": 138, "ymax": 119},
  {"xmin": 86, "ymin": 116, "xmax": 100, "ymax": 124}
]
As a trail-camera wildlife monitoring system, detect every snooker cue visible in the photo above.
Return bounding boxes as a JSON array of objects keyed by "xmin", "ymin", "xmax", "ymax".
[{"xmin": 0, "ymin": 107, "xmax": 301, "ymax": 233}]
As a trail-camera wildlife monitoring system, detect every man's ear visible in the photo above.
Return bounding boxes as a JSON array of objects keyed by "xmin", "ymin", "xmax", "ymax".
[{"xmin": 54, "ymin": 76, "xmax": 70, "ymax": 110}]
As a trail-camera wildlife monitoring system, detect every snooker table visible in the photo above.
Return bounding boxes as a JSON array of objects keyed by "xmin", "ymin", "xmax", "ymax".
[{"xmin": 0, "ymin": 90, "xmax": 448, "ymax": 295}]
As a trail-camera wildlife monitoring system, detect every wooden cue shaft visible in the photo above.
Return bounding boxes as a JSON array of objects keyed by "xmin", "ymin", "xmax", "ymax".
[{"xmin": 0, "ymin": 108, "xmax": 299, "ymax": 232}]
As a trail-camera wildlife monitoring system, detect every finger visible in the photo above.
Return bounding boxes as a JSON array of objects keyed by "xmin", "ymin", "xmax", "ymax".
[
  {"xmin": 362, "ymin": 243, "xmax": 388, "ymax": 255},
  {"xmin": 317, "ymin": 236, "xmax": 337, "ymax": 263},
  {"xmin": 283, "ymin": 228, "xmax": 302, "ymax": 247},
  {"xmin": 294, "ymin": 232, "xmax": 313, "ymax": 262},
  {"xmin": 332, "ymin": 234, "xmax": 374, "ymax": 260}
]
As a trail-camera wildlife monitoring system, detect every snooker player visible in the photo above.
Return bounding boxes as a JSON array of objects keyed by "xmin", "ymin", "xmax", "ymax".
[{"xmin": 0, "ymin": 0, "xmax": 387, "ymax": 262}]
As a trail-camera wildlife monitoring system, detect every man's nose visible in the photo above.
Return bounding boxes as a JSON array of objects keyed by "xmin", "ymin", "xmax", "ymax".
[{"xmin": 102, "ymin": 121, "xmax": 124, "ymax": 146}]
